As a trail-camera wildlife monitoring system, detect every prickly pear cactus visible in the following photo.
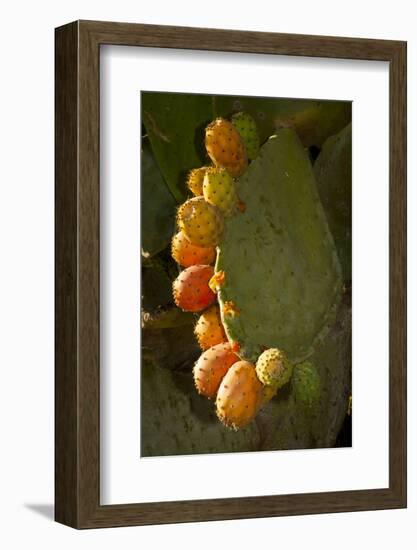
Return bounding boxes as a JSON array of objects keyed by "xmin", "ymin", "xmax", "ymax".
[
  {"xmin": 142, "ymin": 93, "xmax": 352, "ymax": 456},
  {"xmin": 216, "ymin": 129, "xmax": 343, "ymax": 363}
]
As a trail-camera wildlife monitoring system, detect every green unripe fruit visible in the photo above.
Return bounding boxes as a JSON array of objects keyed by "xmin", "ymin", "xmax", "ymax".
[
  {"xmin": 292, "ymin": 361, "xmax": 321, "ymax": 409},
  {"xmin": 232, "ymin": 112, "xmax": 260, "ymax": 160},
  {"xmin": 203, "ymin": 167, "xmax": 238, "ymax": 217},
  {"xmin": 255, "ymin": 348, "xmax": 293, "ymax": 390}
]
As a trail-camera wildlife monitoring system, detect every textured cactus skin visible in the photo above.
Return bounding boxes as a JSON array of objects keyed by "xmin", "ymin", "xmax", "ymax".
[
  {"xmin": 205, "ymin": 118, "xmax": 248, "ymax": 177},
  {"xmin": 193, "ymin": 342, "xmax": 239, "ymax": 398},
  {"xmin": 216, "ymin": 129, "xmax": 343, "ymax": 363},
  {"xmin": 171, "ymin": 231, "xmax": 216, "ymax": 268},
  {"xmin": 177, "ymin": 197, "xmax": 224, "ymax": 247},
  {"xmin": 292, "ymin": 361, "xmax": 321, "ymax": 410},
  {"xmin": 141, "ymin": 360, "xmax": 260, "ymax": 456},
  {"xmin": 314, "ymin": 123, "xmax": 352, "ymax": 281},
  {"xmin": 203, "ymin": 167, "xmax": 238, "ymax": 217},
  {"xmin": 216, "ymin": 361, "xmax": 263, "ymax": 430},
  {"xmin": 231, "ymin": 112, "xmax": 260, "ymax": 160},
  {"xmin": 256, "ymin": 348, "xmax": 293, "ymax": 390},
  {"xmin": 187, "ymin": 167, "xmax": 209, "ymax": 196},
  {"xmin": 172, "ymin": 265, "xmax": 216, "ymax": 312},
  {"xmin": 194, "ymin": 304, "xmax": 227, "ymax": 350}
]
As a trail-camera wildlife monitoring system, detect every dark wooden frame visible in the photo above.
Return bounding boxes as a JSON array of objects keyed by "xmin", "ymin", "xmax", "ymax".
[{"xmin": 55, "ymin": 20, "xmax": 407, "ymax": 529}]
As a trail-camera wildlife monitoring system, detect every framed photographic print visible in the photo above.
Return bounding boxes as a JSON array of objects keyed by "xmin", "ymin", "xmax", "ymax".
[{"xmin": 55, "ymin": 20, "xmax": 407, "ymax": 528}]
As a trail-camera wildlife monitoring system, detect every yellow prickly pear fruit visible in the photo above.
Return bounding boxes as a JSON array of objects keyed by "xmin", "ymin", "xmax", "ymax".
[
  {"xmin": 177, "ymin": 196, "xmax": 224, "ymax": 247},
  {"xmin": 171, "ymin": 231, "xmax": 216, "ymax": 267},
  {"xmin": 203, "ymin": 167, "xmax": 238, "ymax": 217},
  {"xmin": 255, "ymin": 348, "xmax": 293, "ymax": 390},
  {"xmin": 187, "ymin": 167, "xmax": 210, "ymax": 196}
]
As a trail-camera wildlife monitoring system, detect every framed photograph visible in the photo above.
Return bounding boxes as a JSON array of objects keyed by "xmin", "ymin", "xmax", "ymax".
[{"xmin": 55, "ymin": 20, "xmax": 406, "ymax": 528}]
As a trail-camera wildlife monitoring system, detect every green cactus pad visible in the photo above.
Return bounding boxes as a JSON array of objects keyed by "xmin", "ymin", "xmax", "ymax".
[
  {"xmin": 216, "ymin": 129, "xmax": 343, "ymax": 363},
  {"xmin": 141, "ymin": 361, "xmax": 260, "ymax": 456},
  {"xmin": 141, "ymin": 139, "xmax": 176, "ymax": 257},
  {"xmin": 314, "ymin": 123, "xmax": 352, "ymax": 281},
  {"xmin": 142, "ymin": 92, "xmax": 213, "ymax": 202}
]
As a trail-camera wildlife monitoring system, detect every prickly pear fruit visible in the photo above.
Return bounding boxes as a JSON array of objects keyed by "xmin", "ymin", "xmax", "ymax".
[
  {"xmin": 171, "ymin": 231, "xmax": 216, "ymax": 267},
  {"xmin": 193, "ymin": 342, "xmax": 239, "ymax": 399},
  {"xmin": 205, "ymin": 118, "xmax": 248, "ymax": 177},
  {"xmin": 255, "ymin": 348, "xmax": 293, "ymax": 390},
  {"xmin": 177, "ymin": 196, "xmax": 224, "ymax": 247},
  {"xmin": 292, "ymin": 361, "xmax": 321, "ymax": 410},
  {"xmin": 216, "ymin": 360, "xmax": 263, "ymax": 430},
  {"xmin": 187, "ymin": 167, "xmax": 209, "ymax": 196},
  {"xmin": 172, "ymin": 265, "xmax": 216, "ymax": 312},
  {"xmin": 231, "ymin": 112, "xmax": 260, "ymax": 160},
  {"xmin": 194, "ymin": 304, "xmax": 227, "ymax": 350},
  {"xmin": 203, "ymin": 167, "xmax": 238, "ymax": 217}
]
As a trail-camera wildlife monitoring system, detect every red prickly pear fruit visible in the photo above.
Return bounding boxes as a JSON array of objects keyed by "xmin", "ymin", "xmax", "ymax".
[
  {"xmin": 193, "ymin": 342, "xmax": 239, "ymax": 399},
  {"xmin": 203, "ymin": 167, "xmax": 238, "ymax": 217},
  {"xmin": 216, "ymin": 360, "xmax": 263, "ymax": 430},
  {"xmin": 187, "ymin": 166, "xmax": 210, "ymax": 196},
  {"xmin": 194, "ymin": 304, "xmax": 227, "ymax": 350},
  {"xmin": 171, "ymin": 231, "xmax": 216, "ymax": 268},
  {"xmin": 177, "ymin": 196, "xmax": 224, "ymax": 247},
  {"xmin": 205, "ymin": 118, "xmax": 248, "ymax": 177},
  {"xmin": 172, "ymin": 265, "xmax": 216, "ymax": 312}
]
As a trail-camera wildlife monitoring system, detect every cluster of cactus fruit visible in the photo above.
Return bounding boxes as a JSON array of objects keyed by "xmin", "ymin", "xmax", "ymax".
[{"xmin": 171, "ymin": 112, "xmax": 321, "ymax": 430}]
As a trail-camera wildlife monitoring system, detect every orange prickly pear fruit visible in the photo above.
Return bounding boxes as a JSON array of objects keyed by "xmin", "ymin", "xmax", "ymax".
[
  {"xmin": 171, "ymin": 231, "xmax": 216, "ymax": 267},
  {"xmin": 216, "ymin": 360, "xmax": 263, "ymax": 430},
  {"xmin": 194, "ymin": 304, "xmax": 227, "ymax": 350},
  {"xmin": 193, "ymin": 342, "xmax": 239, "ymax": 399},
  {"xmin": 205, "ymin": 117, "xmax": 248, "ymax": 177}
]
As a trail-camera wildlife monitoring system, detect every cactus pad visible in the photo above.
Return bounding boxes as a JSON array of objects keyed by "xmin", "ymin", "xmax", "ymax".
[{"xmin": 216, "ymin": 129, "xmax": 343, "ymax": 363}]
